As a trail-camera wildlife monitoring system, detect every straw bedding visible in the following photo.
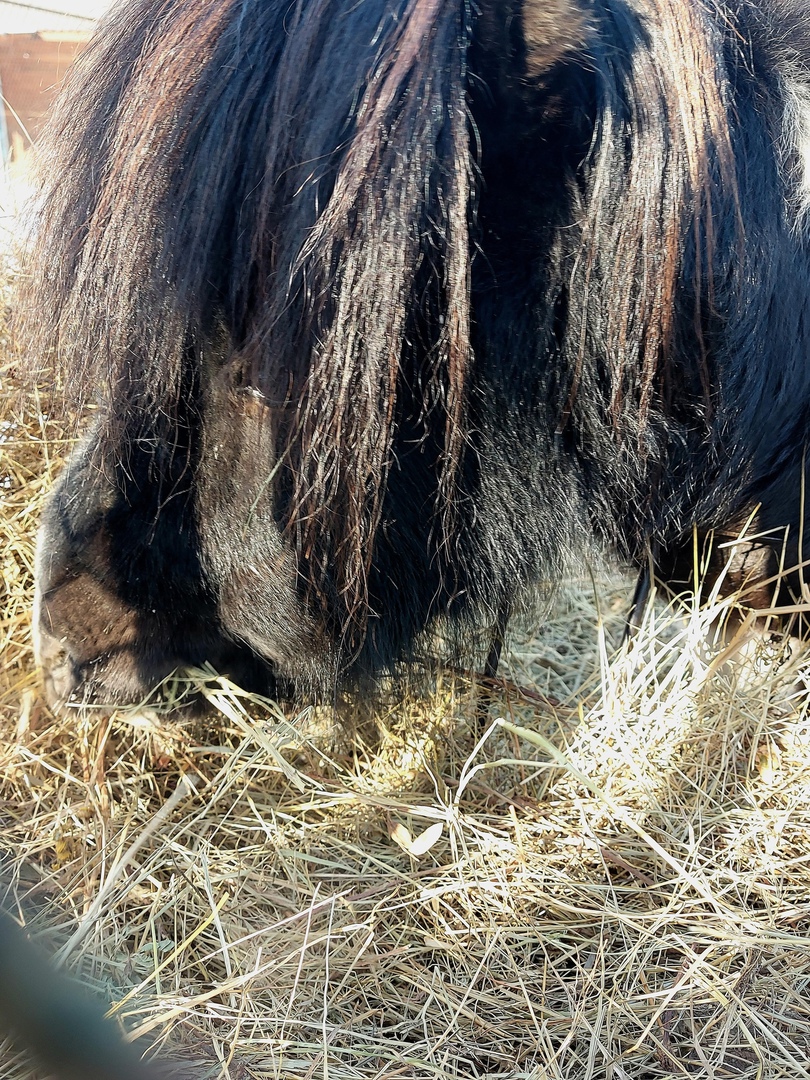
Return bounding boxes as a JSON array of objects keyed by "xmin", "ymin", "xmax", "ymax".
[{"xmin": 3, "ymin": 253, "xmax": 810, "ymax": 1079}]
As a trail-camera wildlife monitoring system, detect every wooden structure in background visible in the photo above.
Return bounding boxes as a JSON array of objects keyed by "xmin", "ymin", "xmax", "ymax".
[{"xmin": 0, "ymin": 32, "xmax": 89, "ymax": 159}]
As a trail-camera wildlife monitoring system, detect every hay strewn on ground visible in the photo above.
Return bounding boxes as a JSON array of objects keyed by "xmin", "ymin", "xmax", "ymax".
[{"xmin": 3, "ymin": 252, "xmax": 810, "ymax": 1080}]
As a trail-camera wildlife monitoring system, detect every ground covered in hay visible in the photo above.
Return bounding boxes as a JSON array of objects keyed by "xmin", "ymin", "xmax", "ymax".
[{"xmin": 3, "ymin": 253, "xmax": 810, "ymax": 1080}]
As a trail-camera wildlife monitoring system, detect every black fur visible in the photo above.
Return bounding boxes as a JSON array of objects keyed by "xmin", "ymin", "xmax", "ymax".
[{"xmin": 26, "ymin": 0, "xmax": 810, "ymax": 704}]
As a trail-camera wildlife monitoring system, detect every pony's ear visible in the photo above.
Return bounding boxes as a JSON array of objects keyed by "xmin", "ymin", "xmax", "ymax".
[{"xmin": 475, "ymin": 0, "xmax": 593, "ymax": 90}]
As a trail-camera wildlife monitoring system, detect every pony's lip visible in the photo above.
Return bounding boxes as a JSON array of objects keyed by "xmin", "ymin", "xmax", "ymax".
[{"xmin": 34, "ymin": 628, "xmax": 81, "ymax": 709}]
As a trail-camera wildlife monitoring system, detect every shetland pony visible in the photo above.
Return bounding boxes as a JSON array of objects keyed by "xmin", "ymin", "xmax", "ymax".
[{"xmin": 26, "ymin": 0, "xmax": 810, "ymax": 704}]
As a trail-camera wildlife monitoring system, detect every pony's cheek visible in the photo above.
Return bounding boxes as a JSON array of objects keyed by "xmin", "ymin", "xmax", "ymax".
[{"xmin": 31, "ymin": 447, "xmax": 286, "ymax": 709}]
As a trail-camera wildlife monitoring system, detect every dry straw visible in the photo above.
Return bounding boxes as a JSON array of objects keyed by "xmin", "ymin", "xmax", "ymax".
[{"xmin": 3, "ymin": 249, "xmax": 810, "ymax": 1079}]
